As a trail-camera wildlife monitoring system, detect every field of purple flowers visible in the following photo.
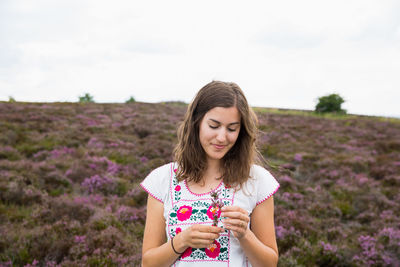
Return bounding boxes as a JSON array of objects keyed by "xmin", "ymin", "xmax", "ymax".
[{"xmin": 0, "ymin": 101, "xmax": 399, "ymax": 267}]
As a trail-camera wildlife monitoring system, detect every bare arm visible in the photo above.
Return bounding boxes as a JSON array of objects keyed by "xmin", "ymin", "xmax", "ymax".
[
  {"xmin": 141, "ymin": 195, "xmax": 182, "ymax": 267},
  {"xmin": 141, "ymin": 195, "xmax": 224, "ymax": 267},
  {"xmin": 221, "ymin": 197, "xmax": 278, "ymax": 267}
]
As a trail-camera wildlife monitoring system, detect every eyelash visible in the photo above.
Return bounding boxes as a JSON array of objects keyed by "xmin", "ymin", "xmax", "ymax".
[{"xmin": 209, "ymin": 125, "xmax": 237, "ymax": 132}]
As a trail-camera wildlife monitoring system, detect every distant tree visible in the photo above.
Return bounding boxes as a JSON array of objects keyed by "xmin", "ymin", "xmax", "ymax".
[
  {"xmin": 315, "ymin": 93, "xmax": 346, "ymax": 114},
  {"xmin": 79, "ymin": 93, "xmax": 95, "ymax": 103},
  {"xmin": 126, "ymin": 96, "xmax": 136, "ymax": 103},
  {"xmin": 8, "ymin": 96, "xmax": 16, "ymax": 103}
]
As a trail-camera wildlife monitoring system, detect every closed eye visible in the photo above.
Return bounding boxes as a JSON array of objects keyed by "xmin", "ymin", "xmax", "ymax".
[{"xmin": 209, "ymin": 125, "xmax": 238, "ymax": 132}]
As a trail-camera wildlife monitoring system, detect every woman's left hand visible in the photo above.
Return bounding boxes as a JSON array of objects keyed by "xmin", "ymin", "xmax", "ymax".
[{"xmin": 221, "ymin": 205, "xmax": 250, "ymax": 239}]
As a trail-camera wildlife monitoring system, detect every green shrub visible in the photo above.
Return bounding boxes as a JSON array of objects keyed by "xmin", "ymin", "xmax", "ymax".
[
  {"xmin": 315, "ymin": 94, "xmax": 346, "ymax": 114},
  {"xmin": 78, "ymin": 93, "xmax": 95, "ymax": 103},
  {"xmin": 125, "ymin": 96, "xmax": 136, "ymax": 103}
]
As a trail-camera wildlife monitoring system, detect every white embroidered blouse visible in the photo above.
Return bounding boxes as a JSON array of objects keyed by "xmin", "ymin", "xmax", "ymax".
[{"xmin": 140, "ymin": 162, "xmax": 280, "ymax": 267}]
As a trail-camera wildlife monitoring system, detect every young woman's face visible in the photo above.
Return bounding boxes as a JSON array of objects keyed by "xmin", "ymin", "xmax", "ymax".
[{"xmin": 199, "ymin": 106, "xmax": 241, "ymax": 162}]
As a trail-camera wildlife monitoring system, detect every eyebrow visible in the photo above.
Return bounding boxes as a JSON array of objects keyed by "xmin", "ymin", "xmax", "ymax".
[{"xmin": 208, "ymin": 119, "xmax": 240, "ymax": 126}]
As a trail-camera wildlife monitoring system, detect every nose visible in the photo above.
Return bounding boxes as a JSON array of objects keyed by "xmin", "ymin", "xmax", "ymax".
[{"xmin": 215, "ymin": 128, "xmax": 227, "ymax": 143}]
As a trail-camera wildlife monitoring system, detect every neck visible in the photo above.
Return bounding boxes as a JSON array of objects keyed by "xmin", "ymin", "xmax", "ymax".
[
  {"xmin": 206, "ymin": 158, "xmax": 221, "ymax": 173},
  {"xmin": 202, "ymin": 158, "xmax": 222, "ymax": 182},
  {"xmin": 187, "ymin": 159, "xmax": 223, "ymax": 193}
]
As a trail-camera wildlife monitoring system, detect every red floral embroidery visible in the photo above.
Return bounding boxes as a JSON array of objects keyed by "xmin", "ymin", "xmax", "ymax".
[
  {"xmin": 205, "ymin": 240, "xmax": 221, "ymax": 258},
  {"xmin": 181, "ymin": 247, "xmax": 192, "ymax": 259},
  {"xmin": 177, "ymin": 205, "xmax": 192, "ymax": 221},
  {"xmin": 176, "ymin": 227, "xmax": 182, "ymax": 234},
  {"xmin": 206, "ymin": 205, "xmax": 221, "ymax": 220},
  {"xmin": 174, "ymin": 168, "xmax": 178, "ymax": 173},
  {"xmin": 175, "ymin": 185, "xmax": 181, "ymax": 191}
]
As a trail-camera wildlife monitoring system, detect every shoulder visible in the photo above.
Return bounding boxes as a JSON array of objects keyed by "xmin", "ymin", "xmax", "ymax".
[
  {"xmin": 249, "ymin": 164, "xmax": 275, "ymax": 181},
  {"xmin": 233, "ymin": 164, "xmax": 279, "ymax": 213},
  {"xmin": 249, "ymin": 164, "xmax": 280, "ymax": 204},
  {"xmin": 147, "ymin": 162, "xmax": 174, "ymax": 176},
  {"xmin": 144, "ymin": 162, "xmax": 177, "ymax": 185},
  {"xmin": 140, "ymin": 162, "xmax": 174, "ymax": 203}
]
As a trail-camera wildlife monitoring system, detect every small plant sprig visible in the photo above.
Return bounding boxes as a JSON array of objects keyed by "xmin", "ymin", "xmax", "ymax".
[{"xmin": 210, "ymin": 189, "xmax": 224, "ymax": 226}]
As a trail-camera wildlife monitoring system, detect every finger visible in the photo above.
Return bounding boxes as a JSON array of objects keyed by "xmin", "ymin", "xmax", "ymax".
[
  {"xmin": 221, "ymin": 206, "xmax": 247, "ymax": 213},
  {"xmin": 223, "ymin": 218, "xmax": 248, "ymax": 228},
  {"xmin": 196, "ymin": 225, "xmax": 224, "ymax": 233},
  {"xmin": 210, "ymin": 226, "xmax": 225, "ymax": 233},
  {"xmin": 221, "ymin": 211, "xmax": 249, "ymax": 222},
  {"xmin": 223, "ymin": 224, "xmax": 246, "ymax": 236},
  {"xmin": 193, "ymin": 231, "xmax": 220, "ymax": 240},
  {"xmin": 191, "ymin": 235, "xmax": 219, "ymax": 246},
  {"xmin": 190, "ymin": 238, "xmax": 215, "ymax": 248}
]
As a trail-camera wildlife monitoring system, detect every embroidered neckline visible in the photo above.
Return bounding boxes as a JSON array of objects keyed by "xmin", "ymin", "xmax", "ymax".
[{"xmin": 183, "ymin": 179, "xmax": 224, "ymax": 197}]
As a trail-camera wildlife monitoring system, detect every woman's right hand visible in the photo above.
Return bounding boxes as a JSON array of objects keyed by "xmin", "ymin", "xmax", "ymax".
[{"xmin": 176, "ymin": 224, "xmax": 224, "ymax": 250}]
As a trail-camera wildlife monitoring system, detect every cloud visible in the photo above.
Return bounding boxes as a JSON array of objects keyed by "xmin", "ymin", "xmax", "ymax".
[
  {"xmin": 0, "ymin": 0, "xmax": 399, "ymax": 117},
  {"xmin": 255, "ymin": 27, "xmax": 326, "ymax": 49},
  {"xmin": 120, "ymin": 39, "xmax": 182, "ymax": 54}
]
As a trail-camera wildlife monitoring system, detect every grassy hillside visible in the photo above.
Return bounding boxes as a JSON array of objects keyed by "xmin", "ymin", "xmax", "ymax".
[{"xmin": 0, "ymin": 102, "xmax": 399, "ymax": 266}]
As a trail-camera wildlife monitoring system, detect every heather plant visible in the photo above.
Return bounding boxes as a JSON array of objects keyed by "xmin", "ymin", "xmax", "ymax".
[
  {"xmin": 127, "ymin": 185, "xmax": 148, "ymax": 207},
  {"xmin": 65, "ymin": 161, "xmax": 98, "ymax": 184},
  {"xmin": 1, "ymin": 101, "xmax": 400, "ymax": 266},
  {"xmin": 81, "ymin": 174, "xmax": 118, "ymax": 195},
  {"xmin": 210, "ymin": 189, "xmax": 224, "ymax": 226},
  {"xmin": 1, "ymin": 182, "xmax": 43, "ymax": 206},
  {"xmin": 115, "ymin": 205, "xmax": 145, "ymax": 224},
  {"xmin": 0, "ymin": 146, "xmax": 20, "ymax": 161},
  {"xmin": 35, "ymin": 196, "xmax": 94, "ymax": 223}
]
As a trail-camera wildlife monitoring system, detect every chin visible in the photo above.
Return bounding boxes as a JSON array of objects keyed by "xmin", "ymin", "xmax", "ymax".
[{"xmin": 207, "ymin": 152, "xmax": 227, "ymax": 161}]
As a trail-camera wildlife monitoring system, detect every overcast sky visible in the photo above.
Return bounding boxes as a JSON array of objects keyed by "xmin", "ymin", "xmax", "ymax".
[{"xmin": 1, "ymin": 0, "xmax": 399, "ymax": 117}]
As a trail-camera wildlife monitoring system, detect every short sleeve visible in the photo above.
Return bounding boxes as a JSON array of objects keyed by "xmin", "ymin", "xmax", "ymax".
[
  {"xmin": 140, "ymin": 163, "xmax": 171, "ymax": 203},
  {"xmin": 251, "ymin": 165, "xmax": 280, "ymax": 205}
]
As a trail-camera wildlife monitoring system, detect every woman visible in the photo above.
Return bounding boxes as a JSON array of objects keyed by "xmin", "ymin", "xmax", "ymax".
[{"xmin": 140, "ymin": 81, "xmax": 280, "ymax": 266}]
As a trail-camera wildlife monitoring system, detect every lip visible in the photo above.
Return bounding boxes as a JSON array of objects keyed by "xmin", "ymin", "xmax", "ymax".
[{"xmin": 212, "ymin": 144, "xmax": 226, "ymax": 149}]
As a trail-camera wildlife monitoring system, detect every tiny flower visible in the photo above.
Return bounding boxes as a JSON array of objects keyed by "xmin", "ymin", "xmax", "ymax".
[
  {"xmin": 294, "ymin": 153, "xmax": 303, "ymax": 162},
  {"xmin": 176, "ymin": 227, "xmax": 182, "ymax": 234},
  {"xmin": 210, "ymin": 189, "xmax": 224, "ymax": 226},
  {"xmin": 175, "ymin": 185, "xmax": 181, "ymax": 191},
  {"xmin": 74, "ymin": 235, "xmax": 86, "ymax": 243},
  {"xmin": 140, "ymin": 156, "xmax": 148, "ymax": 163}
]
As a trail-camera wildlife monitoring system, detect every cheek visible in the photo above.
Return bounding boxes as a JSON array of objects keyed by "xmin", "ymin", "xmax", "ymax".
[
  {"xmin": 228, "ymin": 132, "xmax": 240, "ymax": 144},
  {"xmin": 202, "ymin": 126, "xmax": 216, "ymax": 139},
  {"xmin": 199, "ymin": 126, "xmax": 213, "ymax": 144}
]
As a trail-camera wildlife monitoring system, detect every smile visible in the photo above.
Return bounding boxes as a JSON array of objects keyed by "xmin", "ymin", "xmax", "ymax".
[{"xmin": 213, "ymin": 144, "xmax": 226, "ymax": 149}]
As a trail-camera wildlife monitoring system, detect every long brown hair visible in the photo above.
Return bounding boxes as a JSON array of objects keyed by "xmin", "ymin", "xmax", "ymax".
[{"xmin": 173, "ymin": 81, "xmax": 261, "ymax": 190}]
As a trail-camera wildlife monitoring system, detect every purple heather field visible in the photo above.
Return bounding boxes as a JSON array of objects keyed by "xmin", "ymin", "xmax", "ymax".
[{"xmin": 0, "ymin": 102, "xmax": 399, "ymax": 267}]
